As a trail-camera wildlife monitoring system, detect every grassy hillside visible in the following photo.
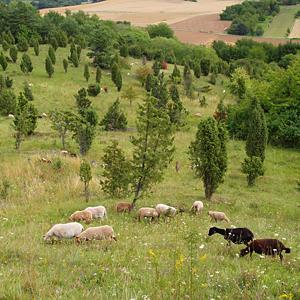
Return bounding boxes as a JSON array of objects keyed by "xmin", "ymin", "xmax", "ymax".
[
  {"xmin": 264, "ymin": 5, "xmax": 300, "ymax": 38},
  {"xmin": 0, "ymin": 46, "xmax": 299, "ymax": 299}
]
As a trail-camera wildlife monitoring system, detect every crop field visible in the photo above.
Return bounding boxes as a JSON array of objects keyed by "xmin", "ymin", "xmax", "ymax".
[
  {"xmin": 289, "ymin": 19, "xmax": 300, "ymax": 38},
  {"xmin": 264, "ymin": 5, "xmax": 300, "ymax": 38},
  {"xmin": 0, "ymin": 46, "xmax": 300, "ymax": 299}
]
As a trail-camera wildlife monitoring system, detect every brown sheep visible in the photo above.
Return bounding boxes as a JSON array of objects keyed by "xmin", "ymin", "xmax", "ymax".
[
  {"xmin": 69, "ymin": 210, "xmax": 93, "ymax": 224},
  {"xmin": 137, "ymin": 207, "xmax": 159, "ymax": 222},
  {"xmin": 76, "ymin": 225, "xmax": 116, "ymax": 244},
  {"xmin": 116, "ymin": 202, "xmax": 134, "ymax": 213}
]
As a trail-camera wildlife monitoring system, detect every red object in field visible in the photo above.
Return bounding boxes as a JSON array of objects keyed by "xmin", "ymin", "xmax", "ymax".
[{"xmin": 161, "ymin": 61, "xmax": 168, "ymax": 70}]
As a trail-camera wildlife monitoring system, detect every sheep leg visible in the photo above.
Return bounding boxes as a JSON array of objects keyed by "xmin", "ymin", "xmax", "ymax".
[{"xmin": 279, "ymin": 252, "xmax": 283, "ymax": 262}]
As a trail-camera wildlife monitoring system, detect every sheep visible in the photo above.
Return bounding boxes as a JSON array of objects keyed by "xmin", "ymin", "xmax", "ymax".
[
  {"xmin": 76, "ymin": 225, "xmax": 116, "ymax": 243},
  {"xmin": 41, "ymin": 112, "xmax": 47, "ymax": 118},
  {"xmin": 8, "ymin": 114, "xmax": 15, "ymax": 119},
  {"xmin": 155, "ymin": 204, "xmax": 177, "ymax": 219},
  {"xmin": 84, "ymin": 205, "xmax": 107, "ymax": 219},
  {"xmin": 69, "ymin": 210, "xmax": 93, "ymax": 224},
  {"xmin": 116, "ymin": 202, "xmax": 134, "ymax": 213},
  {"xmin": 191, "ymin": 201, "xmax": 204, "ymax": 214},
  {"xmin": 208, "ymin": 211, "xmax": 230, "ymax": 223},
  {"xmin": 137, "ymin": 207, "xmax": 159, "ymax": 222},
  {"xmin": 61, "ymin": 150, "xmax": 68, "ymax": 156},
  {"xmin": 208, "ymin": 227, "xmax": 254, "ymax": 245},
  {"xmin": 40, "ymin": 157, "xmax": 52, "ymax": 164},
  {"xmin": 43, "ymin": 222, "xmax": 83, "ymax": 242},
  {"xmin": 240, "ymin": 239, "xmax": 291, "ymax": 262}
]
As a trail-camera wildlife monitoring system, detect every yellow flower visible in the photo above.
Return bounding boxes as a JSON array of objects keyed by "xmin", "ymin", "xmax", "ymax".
[
  {"xmin": 201, "ymin": 283, "xmax": 208, "ymax": 288},
  {"xmin": 175, "ymin": 254, "xmax": 185, "ymax": 270},
  {"xmin": 279, "ymin": 293, "xmax": 294, "ymax": 299},
  {"xmin": 199, "ymin": 254, "xmax": 207, "ymax": 262},
  {"xmin": 148, "ymin": 249, "xmax": 156, "ymax": 258}
]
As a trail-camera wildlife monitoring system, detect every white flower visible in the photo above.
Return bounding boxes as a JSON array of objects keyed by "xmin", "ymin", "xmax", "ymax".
[
  {"xmin": 282, "ymin": 237, "xmax": 286, "ymax": 240},
  {"xmin": 274, "ymin": 233, "xmax": 279, "ymax": 237},
  {"xmin": 262, "ymin": 285, "xmax": 268, "ymax": 289},
  {"xmin": 199, "ymin": 244, "xmax": 205, "ymax": 249}
]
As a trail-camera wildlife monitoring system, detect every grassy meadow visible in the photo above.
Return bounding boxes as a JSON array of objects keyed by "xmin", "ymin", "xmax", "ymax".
[
  {"xmin": 0, "ymin": 46, "xmax": 300, "ymax": 299},
  {"xmin": 263, "ymin": 5, "xmax": 300, "ymax": 38}
]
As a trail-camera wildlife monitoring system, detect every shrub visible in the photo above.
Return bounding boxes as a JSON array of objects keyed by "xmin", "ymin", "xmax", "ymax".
[
  {"xmin": 146, "ymin": 23, "xmax": 174, "ymax": 39},
  {"xmin": 87, "ymin": 84, "xmax": 100, "ymax": 97},
  {"xmin": 0, "ymin": 89, "xmax": 16, "ymax": 116},
  {"xmin": 241, "ymin": 156, "xmax": 264, "ymax": 186}
]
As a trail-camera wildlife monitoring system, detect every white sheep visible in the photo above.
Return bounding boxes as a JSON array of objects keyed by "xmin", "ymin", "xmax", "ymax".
[
  {"xmin": 8, "ymin": 114, "xmax": 15, "ymax": 119},
  {"xmin": 191, "ymin": 201, "xmax": 204, "ymax": 214},
  {"xmin": 208, "ymin": 211, "xmax": 230, "ymax": 223},
  {"xmin": 69, "ymin": 210, "xmax": 93, "ymax": 224},
  {"xmin": 84, "ymin": 205, "xmax": 107, "ymax": 219},
  {"xmin": 61, "ymin": 150, "xmax": 68, "ymax": 156},
  {"xmin": 41, "ymin": 112, "xmax": 47, "ymax": 118},
  {"xmin": 137, "ymin": 207, "xmax": 159, "ymax": 222},
  {"xmin": 76, "ymin": 225, "xmax": 116, "ymax": 243},
  {"xmin": 155, "ymin": 204, "xmax": 177, "ymax": 218},
  {"xmin": 43, "ymin": 222, "xmax": 83, "ymax": 241}
]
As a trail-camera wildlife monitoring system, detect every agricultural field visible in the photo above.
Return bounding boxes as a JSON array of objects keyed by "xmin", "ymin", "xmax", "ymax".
[
  {"xmin": 264, "ymin": 5, "xmax": 300, "ymax": 38},
  {"xmin": 289, "ymin": 19, "xmax": 300, "ymax": 38},
  {"xmin": 0, "ymin": 45, "xmax": 300, "ymax": 299}
]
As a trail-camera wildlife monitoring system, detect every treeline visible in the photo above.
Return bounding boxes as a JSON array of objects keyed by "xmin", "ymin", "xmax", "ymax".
[
  {"xmin": 212, "ymin": 40, "xmax": 300, "ymax": 148},
  {"xmin": 32, "ymin": 0, "xmax": 83, "ymax": 9},
  {"xmin": 220, "ymin": 0, "xmax": 280, "ymax": 36}
]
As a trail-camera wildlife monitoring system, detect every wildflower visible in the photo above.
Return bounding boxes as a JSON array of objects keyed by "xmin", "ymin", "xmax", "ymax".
[
  {"xmin": 199, "ymin": 254, "xmax": 207, "ymax": 262},
  {"xmin": 148, "ymin": 249, "xmax": 156, "ymax": 258},
  {"xmin": 201, "ymin": 283, "xmax": 208, "ymax": 288},
  {"xmin": 279, "ymin": 293, "xmax": 294, "ymax": 299},
  {"xmin": 199, "ymin": 244, "xmax": 205, "ymax": 249},
  {"xmin": 175, "ymin": 254, "xmax": 185, "ymax": 270},
  {"xmin": 262, "ymin": 285, "xmax": 268, "ymax": 289}
]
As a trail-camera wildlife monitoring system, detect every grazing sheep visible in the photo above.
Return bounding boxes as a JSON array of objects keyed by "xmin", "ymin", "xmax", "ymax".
[
  {"xmin": 84, "ymin": 206, "xmax": 107, "ymax": 219},
  {"xmin": 69, "ymin": 152, "xmax": 77, "ymax": 158},
  {"xmin": 40, "ymin": 157, "xmax": 52, "ymax": 164},
  {"xmin": 155, "ymin": 204, "xmax": 177, "ymax": 219},
  {"xmin": 137, "ymin": 207, "xmax": 159, "ymax": 222},
  {"xmin": 41, "ymin": 113, "xmax": 47, "ymax": 118},
  {"xmin": 61, "ymin": 150, "xmax": 68, "ymax": 156},
  {"xmin": 208, "ymin": 211, "xmax": 230, "ymax": 223},
  {"xmin": 208, "ymin": 227, "xmax": 254, "ymax": 245},
  {"xmin": 240, "ymin": 239, "xmax": 291, "ymax": 262},
  {"xmin": 191, "ymin": 201, "xmax": 204, "ymax": 214},
  {"xmin": 8, "ymin": 114, "xmax": 15, "ymax": 119},
  {"xmin": 76, "ymin": 225, "xmax": 116, "ymax": 243},
  {"xmin": 69, "ymin": 210, "xmax": 93, "ymax": 224},
  {"xmin": 116, "ymin": 202, "xmax": 134, "ymax": 213},
  {"xmin": 44, "ymin": 222, "xmax": 83, "ymax": 241}
]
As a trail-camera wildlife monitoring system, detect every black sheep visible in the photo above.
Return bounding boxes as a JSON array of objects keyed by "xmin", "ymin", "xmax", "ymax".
[
  {"xmin": 240, "ymin": 239, "xmax": 291, "ymax": 262},
  {"xmin": 208, "ymin": 227, "xmax": 254, "ymax": 245}
]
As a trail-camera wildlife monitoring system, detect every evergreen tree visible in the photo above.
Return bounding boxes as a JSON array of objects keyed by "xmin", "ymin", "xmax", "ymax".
[
  {"xmin": 189, "ymin": 117, "xmax": 228, "ymax": 200},
  {"xmin": 120, "ymin": 44, "xmax": 129, "ymax": 57},
  {"xmin": 63, "ymin": 58, "xmax": 68, "ymax": 73},
  {"xmin": 209, "ymin": 72, "xmax": 217, "ymax": 85},
  {"xmin": 17, "ymin": 36, "xmax": 29, "ymax": 52},
  {"xmin": 131, "ymin": 96, "xmax": 175, "ymax": 204},
  {"xmin": 76, "ymin": 45, "xmax": 82, "ymax": 61},
  {"xmin": 201, "ymin": 59, "xmax": 211, "ymax": 76},
  {"xmin": 23, "ymin": 82, "xmax": 34, "ymax": 101},
  {"xmin": 50, "ymin": 37, "xmax": 58, "ymax": 51},
  {"xmin": 241, "ymin": 156, "xmax": 264, "ymax": 186},
  {"xmin": 111, "ymin": 62, "xmax": 118, "ymax": 84},
  {"xmin": 101, "ymin": 141, "xmax": 131, "ymax": 197},
  {"xmin": 184, "ymin": 65, "xmax": 193, "ymax": 99},
  {"xmin": 0, "ymin": 89, "xmax": 16, "ymax": 116},
  {"xmin": 145, "ymin": 73, "xmax": 153, "ymax": 92},
  {"xmin": 100, "ymin": 98, "xmax": 127, "ymax": 130},
  {"xmin": 73, "ymin": 121, "xmax": 95, "ymax": 156},
  {"xmin": 2, "ymin": 40, "xmax": 10, "ymax": 52},
  {"xmin": 0, "ymin": 52, "xmax": 8, "ymax": 71},
  {"xmin": 151, "ymin": 74, "xmax": 169, "ymax": 107},
  {"xmin": 20, "ymin": 53, "xmax": 33, "ymax": 74},
  {"xmin": 170, "ymin": 64, "xmax": 181, "ymax": 83},
  {"xmin": 33, "ymin": 40, "xmax": 39, "ymax": 56},
  {"xmin": 115, "ymin": 68, "xmax": 122, "ymax": 92},
  {"xmin": 87, "ymin": 84, "xmax": 100, "ymax": 97},
  {"xmin": 152, "ymin": 59, "xmax": 161, "ymax": 76},
  {"xmin": 214, "ymin": 98, "xmax": 227, "ymax": 123},
  {"xmin": 194, "ymin": 62, "xmax": 201, "ymax": 79},
  {"xmin": 96, "ymin": 67, "xmax": 102, "ymax": 83},
  {"xmin": 84, "ymin": 64, "xmax": 90, "ymax": 82},
  {"xmin": 70, "ymin": 49, "xmax": 79, "ymax": 67},
  {"xmin": 45, "ymin": 56, "xmax": 54, "ymax": 78},
  {"xmin": 79, "ymin": 160, "xmax": 92, "ymax": 202},
  {"xmin": 48, "ymin": 46, "xmax": 56, "ymax": 65},
  {"xmin": 9, "ymin": 46, "xmax": 18, "ymax": 63},
  {"xmin": 74, "ymin": 88, "xmax": 91, "ymax": 114},
  {"xmin": 245, "ymin": 98, "xmax": 268, "ymax": 162}
]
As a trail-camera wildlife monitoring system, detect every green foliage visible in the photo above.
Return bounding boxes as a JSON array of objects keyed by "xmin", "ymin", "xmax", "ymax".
[
  {"xmin": 131, "ymin": 96, "xmax": 175, "ymax": 203},
  {"xmin": 83, "ymin": 64, "xmax": 90, "ymax": 82},
  {"xmin": 121, "ymin": 85, "xmax": 138, "ymax": 106},
  {"xmin": 241, "ymin": 156, "xmax": 264, "ymax": 186},
  {"xmin": 95, "ymin": 67, "xmax": 101, "ymax": 83},
  {"xmin": 23, "ymin": 82, "xmax": 34, "ymax": 101},
  {"xmin": 120, "ymin": 44, "xmax": 129, "ymax": 57},
  {"xmin": 74, "ymin": 88, "xmax": 91, "ymax": 114},
  {"xmin": 101, "ymin": 141, "xmax": 131, "ymax": 198},
  {"xmin": 135, "ymin": 65, "xmax": 152, "ymax": 86},
  {"xmin": 0, "ymin": 178, "xmax": 10, "ymax": 200},
  {"xmin": 200, "ymin": 59, "xmax": 210, "ymax": 76},
  {"xmin": 17, "ymin": 36, "xmax": 29, "ymax": 52},
  {"xmin": 69, "ymin": 48, "xmax": 79, "ymax": 67},
  {"xmin": 145, "ymin": 73, "xmax": 153, "ymax": 92},
  {"xmin": 63, "ymin": 58, "xmax": 68, "ymax": 73},
  {"xmin": 170, "ymin": 64, "xmax": 181, "ymax": 83},
  {"xmin": 100, "ymin": 98, "xmax": 127, "ymax": 131},
  {"xmin": 48, "ymin": 46, "xmax": 56, "ymax": 65},
  {"xmin": 76, "ymin": 45, "xmax": 81, "ymax": 61},
  {"xmin": 245, "ymin": 97, "xmax": 268, "ymax": 161},
  {"xmin": 214, "ymin": 98, "xmax": 227, "ymax": 123},
  {"xmin": 79, "ymin": 159, "xmax": 92, "ymax": 202},
  {"xmin": 45, "ymin": 56, "xmax": 54, "ymax": 78},
  {"xmin": 189, "ymin": 117, "xmax": 228, "ymax": 200},
  {"xmin": 227, "ymin": 67, "xmax": 250, "ymax": 100},
  {"xmin": 9, "ymin": 46, "xmax": 18, "ymax": 63},
  {"xmin": 0, "ymin": 52, "xmax": 8, "ymax": 71},
  {"xmin": 193, "ymin": 62, "xmax": 201, "ymax": 79},
  {"xmin": 50, "ymin": 36, "xmax": 58, "ymax": 51},
  {"xmin": 49, "ymin": 110, "xmax": 75, "ymax": 149},
  {"xmin": 20, "ymin": 53, "xmax": 33, "ymax": 74},
  {"xmin": 184, "ymin": 66, "xmax": 193, "ymax": 99},
  {"xmin": 73, "ymin": 122, "xmax": 95, "ymax": 156},
  {"xmin": 33, "ymin": 39, "xmax": 39, "ymax": 56},
  {"xmin": 152, "ymin": 59, "xmax": 161, "ymax": 76},
  {"xmin": 2, "ymin": 40, "xmax": 10, "ymax": 52},
  {"xmin": 0, "ymin": 89, "xmax": 16, "ymax": 116},
  {"xmin": 209, "ymin": 72, "xmax": 217, "ymax": 85},
  {"xmin": 87, "ymin": 83, "xmax": 100, "ymax": 97},
  {"xmin": 146, "ymin": 23, "xmax": 174, "ymax": 39}
]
